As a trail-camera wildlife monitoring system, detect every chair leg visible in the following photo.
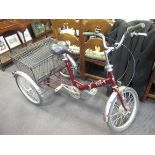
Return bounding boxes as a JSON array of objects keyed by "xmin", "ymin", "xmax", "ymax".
[{"xmin": 142, "ymin": 67, "xmax": 155, "ymax": 101}]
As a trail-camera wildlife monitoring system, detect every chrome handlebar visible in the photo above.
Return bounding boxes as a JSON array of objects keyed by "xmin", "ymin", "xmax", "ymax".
[{"xmin": 83, "ymin": 23, "xmax": 147, "ymax": 54}]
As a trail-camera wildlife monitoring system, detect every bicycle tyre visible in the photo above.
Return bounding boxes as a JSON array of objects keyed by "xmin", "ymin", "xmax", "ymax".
[
  {"xmin": 106, "ymin": 87, "xmax": 139, "ymax": 132},
  {"xmin": 14, "ymin": 71, "xmax": 43, "ymax": 105}
]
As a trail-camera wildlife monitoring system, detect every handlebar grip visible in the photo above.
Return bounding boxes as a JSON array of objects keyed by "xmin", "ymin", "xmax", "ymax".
[
  {"xmin": 83, "ymin": 32, "xmax": 95, "ymax": 36},
  {"xmin": 127, "ymin": 23, "xmax": 145, "ymax": 33}
]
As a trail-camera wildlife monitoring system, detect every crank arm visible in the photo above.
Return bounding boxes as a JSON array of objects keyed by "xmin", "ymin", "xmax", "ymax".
[{"xmin": 54, "ymin": 84, "xmax": 63, "ymax": 92}]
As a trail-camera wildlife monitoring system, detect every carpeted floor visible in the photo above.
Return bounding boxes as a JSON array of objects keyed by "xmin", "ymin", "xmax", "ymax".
[{"xmin": 0, "ymin": 65, "xmax": 155, "ymax": 135}]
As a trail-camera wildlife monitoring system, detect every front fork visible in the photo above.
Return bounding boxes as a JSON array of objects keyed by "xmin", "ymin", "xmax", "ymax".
[
  {"xmin": 107, "ymin": 70, "xmax": 127, "ymax": 111},
  {"xmin": 112, "ymin": 86, "xmax": 127, "ymax": 111}
]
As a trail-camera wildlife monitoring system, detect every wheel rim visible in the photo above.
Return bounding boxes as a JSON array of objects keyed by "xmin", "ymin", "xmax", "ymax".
[
  {"xmin": 17, "ymin": 76, "xmax": 40, "ymax": 104},
  {"xmin": 109, "ymin": 89, "xmax": 136, "ymax": 129}
]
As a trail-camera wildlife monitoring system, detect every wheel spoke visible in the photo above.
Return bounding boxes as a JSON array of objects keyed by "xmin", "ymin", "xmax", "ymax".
[
  {"xmin": 125, "ymin": 112, "xmax": 131, "ymax": 120},
  {"xmin": 119, "ymin": 114, "xmax": 123, "ymax": 126},
  {"xmin": 126, "ymin": 94, "xmax": 133, "ymax": 103},
  {"xmin": 121, "ymin": 112, "xmax": 128, "ymax": 125},
  {"xmin": 113, "ymin": 114, "xmax": 122, "ymax": 126},
  {"xmin": 126, "ymin": 96, "xmax": 134, "ymax": 111},
  {"xmin": 111, "ymin": 111, "xmax": 122, "ymax": 118},
  {"xmin": 124, "ymin": 91, "xmax": 127, "ymax": 100},
  {"xmin": 108, "ymin": 87, "xmax": 138, "ymax": 131}
]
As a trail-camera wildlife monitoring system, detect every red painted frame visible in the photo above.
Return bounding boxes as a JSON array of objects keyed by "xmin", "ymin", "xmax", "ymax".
[
  {"xmin": 64, "ymin": 59, "xmax": 127, "ymax": 110},
  {"xmin": 64, "ymin": 60, "xmax": 116, "ymax": 89},
  {"xmin": 38, "ymin": 59, "xmax": 126, "ymax": 110}
]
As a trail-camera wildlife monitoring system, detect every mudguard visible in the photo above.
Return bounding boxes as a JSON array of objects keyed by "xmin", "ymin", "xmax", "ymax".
[{"xmin": 13, "ymin": 71, "xmax": 42, "ymax": 94}]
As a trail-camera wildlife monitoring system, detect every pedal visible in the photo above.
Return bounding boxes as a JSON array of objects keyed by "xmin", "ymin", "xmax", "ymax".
[
  {"xmin": 84, "ymin": 88, "xmax": 98, "ymax": 95},
  {"xmin": 54, "ymin": 84, "xmax": 63, "ymax": 92}
]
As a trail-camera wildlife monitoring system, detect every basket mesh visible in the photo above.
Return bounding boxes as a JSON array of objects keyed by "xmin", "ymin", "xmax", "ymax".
[{"xmin": 11, "ymin": 37, "xmax": 64, "ymax": 81}]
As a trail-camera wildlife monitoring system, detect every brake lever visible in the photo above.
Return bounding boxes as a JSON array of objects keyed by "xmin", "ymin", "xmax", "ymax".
[
  {"xmin": 130, "ymin": 32, "xmax": 147, "ymax": 37},
  {"xmin": 114, "ymin": 43, "xmax": 119, "ymax": 47}
]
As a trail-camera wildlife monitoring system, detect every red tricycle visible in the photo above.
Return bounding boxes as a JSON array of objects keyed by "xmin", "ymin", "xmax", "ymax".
[{"xmin": 12, "ymin": 23, "xmax": 147, "ymax": 132}]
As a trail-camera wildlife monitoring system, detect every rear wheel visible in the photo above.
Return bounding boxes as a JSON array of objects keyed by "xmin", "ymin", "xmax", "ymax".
[
  {"xmin": 15, "ymin": 72, "xmax": 43, "ymax": 105},
  {"xmin": 107, "ymin": 87, "xmax": 139, "ymax": 132}
]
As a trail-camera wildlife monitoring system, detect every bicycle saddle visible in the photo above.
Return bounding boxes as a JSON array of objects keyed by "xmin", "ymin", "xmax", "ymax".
[{"xmin": 51, "ymin": 41, "xmax": 69, "ymax": 55}]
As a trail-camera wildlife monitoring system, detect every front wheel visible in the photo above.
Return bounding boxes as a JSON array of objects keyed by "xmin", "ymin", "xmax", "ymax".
[{"xmin": 106, "ymin": 87, "xmax": 139, "ymax": 132}]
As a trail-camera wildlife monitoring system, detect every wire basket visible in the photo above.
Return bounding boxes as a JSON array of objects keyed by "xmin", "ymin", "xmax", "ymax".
[{"xmin": 11, "ymin": 37, "xmax": 64, "ymax": 82}]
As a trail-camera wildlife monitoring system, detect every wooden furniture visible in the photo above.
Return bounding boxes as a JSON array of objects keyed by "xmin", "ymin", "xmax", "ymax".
[
  {"xmin": 40, "ymin": 19, "xmax": 51, "ymax": 37},
  {"xmin": 80, "ymin": 19, "xmax": 112, "ymax": 80},
  {"xmin": 52, "ymin": 19, "xmax": 80, "ymax": 39},
  {"xmin": 0, "ymin": 19, "xmax": 52, "ymax": 70},
  {"xmin": 31, "ymin": 19, "xmax": 52, "ymax": 39},
  {"xmin": 52, "ymin": 19, "xmax": 82, "ymax": 75},
  {"xmin": 0, "ymin": 20, "xmax": 28, "ymax": 68},
  {"xmin": 142, "ymin": 65, "xmax": 155, "ymax": 100},
  {"xmin": 52, "ymin": 19, "xmax": 81, "ymax": 58},
  {"xmin": 57, "ymin": 33, "xmax": 80, "ymax": 46},
  {"xmin": 52, "ymin": 20, "xmax": 80, "ymax": 46},
  {"xmin": 52, "ymin": 19, "xmax": 113, "ymax": 80},
  {"xmin": 0, "ymin": 20, "xmax": 35, "ymax": 66}
]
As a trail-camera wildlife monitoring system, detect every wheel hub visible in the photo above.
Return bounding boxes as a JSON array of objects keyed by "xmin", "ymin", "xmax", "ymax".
[{"xmin": 119, "ymin": 105, "xmax": 130, "ymax": 115}]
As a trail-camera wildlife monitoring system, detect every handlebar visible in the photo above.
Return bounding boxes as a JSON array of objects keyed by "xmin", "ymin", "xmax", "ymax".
[
  {"xmin": 83, "ymin": 23, "xmax": 146, "ymax": 52},
  {"xmin": 83, "ymin": 32, "xmax": 109, "ymax": 49},
  {"xmin": 130, "ymin": 32, "xmax": 147, "ymax": 37},
  {"xmin": 127, "ymin": 23, "xmax": 145, "ymax": 33}
]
